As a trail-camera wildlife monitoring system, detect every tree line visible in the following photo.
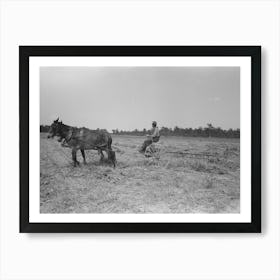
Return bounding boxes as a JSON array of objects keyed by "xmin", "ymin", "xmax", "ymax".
[
  {"xmin": 112, "ymin": 124, "xmax": 240, "ymax": 138},
  {"xmin": 40, "ymin": 125, "xmax": 51, "ymax": 132},
  {"xmin": 41, "ymin": 124, "xmax": 240, "ymax": 138}
]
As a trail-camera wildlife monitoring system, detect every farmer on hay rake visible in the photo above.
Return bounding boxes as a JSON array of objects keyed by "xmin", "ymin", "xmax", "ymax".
[{"xmin": 139, "ymin": 121, "xmax": 160, "ymax": 153}]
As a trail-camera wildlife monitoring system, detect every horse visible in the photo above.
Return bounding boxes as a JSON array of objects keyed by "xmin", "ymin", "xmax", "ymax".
[{"xmin": 48, "ymin": 118, "xmax": 116, "ymax": 167}]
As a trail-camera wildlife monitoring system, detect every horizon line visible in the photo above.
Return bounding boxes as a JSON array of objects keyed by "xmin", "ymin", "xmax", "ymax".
[{"xmin": 40, "ymin": 124, "xmax": 240, "ymax": 131}]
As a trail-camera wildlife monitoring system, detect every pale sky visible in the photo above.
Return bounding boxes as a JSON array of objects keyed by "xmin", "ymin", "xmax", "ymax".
[{"xmin": 40, "ymin": 67, "xmax": 240, "ymax": 132}]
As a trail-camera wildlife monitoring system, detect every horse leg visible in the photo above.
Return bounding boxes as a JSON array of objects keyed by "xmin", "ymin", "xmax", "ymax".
[
  {"xmin": 105, "ymin": 149, "xmax": 116, "ymax": 168},
  {"xmin": 72, "ymin": 148, "xmax": 79, "ymax": 167},
  {"xmin": 109, "ymin": 150, "xmax": 116, "ymax": 168},
  {"xmin": 80, "ymin": 149, "xmax": 86, "ymax": 164},
  {"xmin": 99, "ymin": 149, "xmax": 105, "ymax": 161}
]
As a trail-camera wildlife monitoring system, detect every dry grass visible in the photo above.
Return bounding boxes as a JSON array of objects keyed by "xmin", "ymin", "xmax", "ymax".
[{"xmin": 40, "ymin": 133, "xmax": 240, "ymax": 213}]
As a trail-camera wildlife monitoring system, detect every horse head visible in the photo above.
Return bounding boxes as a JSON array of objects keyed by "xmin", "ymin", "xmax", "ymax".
[{"xmin": 47, "ymin": 117, "xmax": 60, "ymax": 138}]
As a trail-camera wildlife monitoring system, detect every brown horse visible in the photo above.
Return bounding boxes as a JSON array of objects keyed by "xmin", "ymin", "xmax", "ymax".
[{"xmin": 48, "ymin": 118, "xmax": 116, "ymax": 167}]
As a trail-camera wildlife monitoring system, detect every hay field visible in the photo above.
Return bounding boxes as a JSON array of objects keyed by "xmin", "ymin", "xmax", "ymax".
[{"xmin": 40, "ymin": 133, "xmax": 240, "ymax": 213}]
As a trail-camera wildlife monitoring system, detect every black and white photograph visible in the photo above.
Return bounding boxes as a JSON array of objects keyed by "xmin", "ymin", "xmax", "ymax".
[
  {"xmin": 19, "ymin": 46, "xmax": 261, "ymax": 233},
  {"xmin": 40, "ymin": 66, "xmax": 241, "ymax": 214}
]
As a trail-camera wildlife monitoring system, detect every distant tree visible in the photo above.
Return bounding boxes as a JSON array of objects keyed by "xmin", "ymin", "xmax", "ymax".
[
  {"xmin": 40, "ymin": 125, "xmax": 50, "ymax": 132},
  {"xmin": 159, "ymin": 127, "xmax": 170, "ymax": 136},
  {"xmin": 112, "ymin": 129, "xmax": 119, "ymax": 134},
  {"xmin": 206, "ymin": 123, "xmax": 214, "ymax": 137}
]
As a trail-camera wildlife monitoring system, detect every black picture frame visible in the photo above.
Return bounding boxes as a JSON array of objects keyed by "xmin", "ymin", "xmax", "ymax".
[{"xmin": 20, "ymin": 46, "xmax": 261, "ymax": 233}]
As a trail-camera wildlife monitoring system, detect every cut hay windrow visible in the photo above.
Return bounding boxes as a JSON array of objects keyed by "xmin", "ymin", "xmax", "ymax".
[{"xmin": 166, "ymin": 151, "xmax": 219, "ymax": 159}]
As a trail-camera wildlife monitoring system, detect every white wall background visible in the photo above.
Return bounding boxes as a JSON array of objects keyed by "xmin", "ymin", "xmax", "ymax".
[{"xmin": 0, "ymin": 0, "xmax": 279, "ymax": 279}]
